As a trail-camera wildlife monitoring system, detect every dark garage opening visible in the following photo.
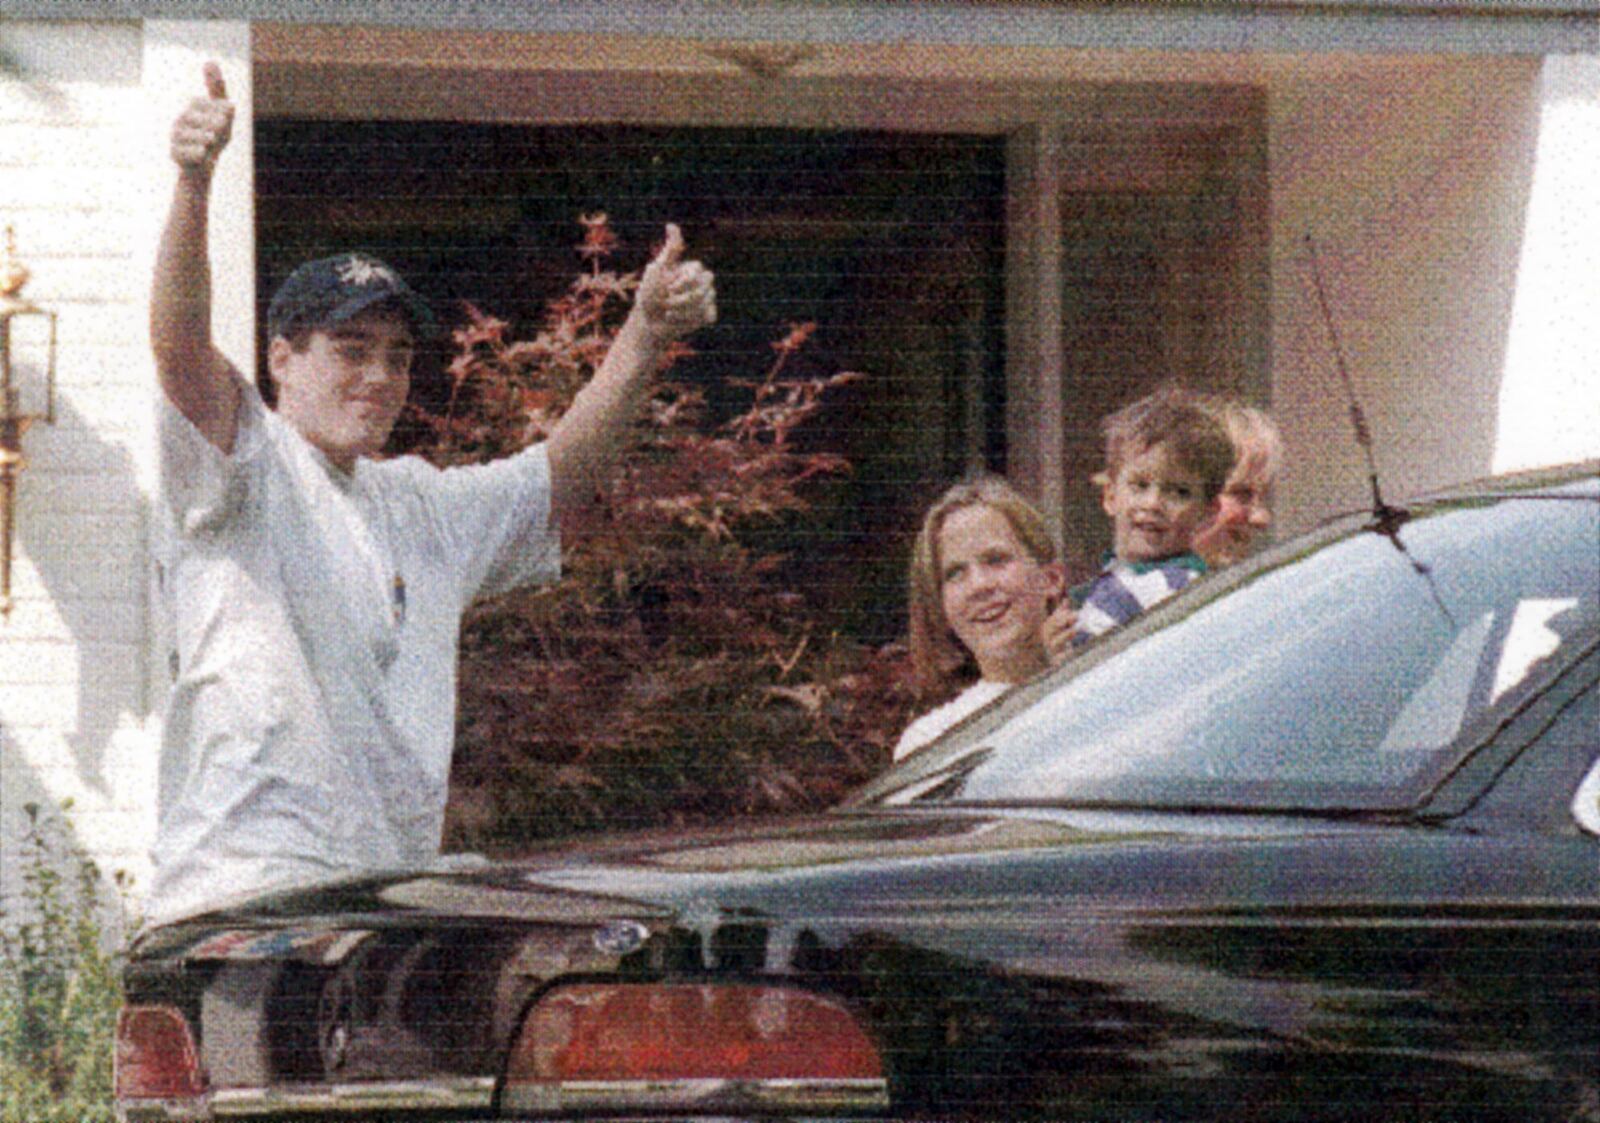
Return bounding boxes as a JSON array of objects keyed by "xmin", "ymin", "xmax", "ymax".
[{"xmin": 255, "ymin": 121, "xmax": 1008, "ymax": 643}]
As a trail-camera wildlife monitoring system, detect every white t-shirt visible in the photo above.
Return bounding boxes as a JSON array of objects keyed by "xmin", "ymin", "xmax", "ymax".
[
  {"xmin": 150, "ymin": 383, "xmax": 559, "ymax": 923},
  {"xmin": 892, "ymin": 679, "xmax": 1010, "ymax": 762}
]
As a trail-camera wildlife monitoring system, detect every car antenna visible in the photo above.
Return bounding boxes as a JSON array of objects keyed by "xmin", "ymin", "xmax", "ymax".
[
  {"xmin": 1303, "ymin": 234, "xmax": 1406, "ymax": 533},
  {"xmin": 1304, "ymin": 234, "xmax": 1455, "ymax": 627}
]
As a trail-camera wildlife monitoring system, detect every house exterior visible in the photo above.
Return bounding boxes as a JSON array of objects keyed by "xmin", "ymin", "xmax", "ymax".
[{"xmin": 2, "ymin": 2, "xmax": 1598, "ymax": 913}]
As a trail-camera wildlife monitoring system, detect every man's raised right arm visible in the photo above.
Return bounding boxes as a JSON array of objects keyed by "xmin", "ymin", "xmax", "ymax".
[{"xmin": 151, "ymin": 61, "xmax": 241, "ymax": 453}]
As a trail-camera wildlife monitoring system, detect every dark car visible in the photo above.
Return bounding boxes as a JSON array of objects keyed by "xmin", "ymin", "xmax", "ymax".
[{"xmin": 117, "ymin": 461, "xmax": 1600, "ymax": 1122}]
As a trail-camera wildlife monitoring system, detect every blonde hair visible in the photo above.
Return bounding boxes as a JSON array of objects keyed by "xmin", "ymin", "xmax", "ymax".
[
  {"xmin": 1208, "ymin": 398, "xmax": 1283, "ymax": 497},
  {"xmin": 907, "ymin": 475, "xmax": 1058, "ymax": 702}
]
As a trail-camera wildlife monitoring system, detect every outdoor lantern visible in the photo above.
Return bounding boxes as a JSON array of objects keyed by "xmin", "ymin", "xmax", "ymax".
[{"xmin": 0, "ymin": 225, "xmax": 58, "ymax": 618}]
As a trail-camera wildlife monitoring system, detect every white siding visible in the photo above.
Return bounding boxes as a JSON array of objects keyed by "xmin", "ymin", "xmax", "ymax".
[
  {"xmin": 0, "ymin": 22, "xmax": 159, "ymax": 906},
  {"xmin": 1268, "ymin": 55, "xmax": 1546, "ymax": 535},
  {"xmin": 0, "ymin": 20, "xmax": 254, "ymax": 916},
  {"xmin": 1498, "ymin": 54, "xmax": 1600, "ymax": 473}
]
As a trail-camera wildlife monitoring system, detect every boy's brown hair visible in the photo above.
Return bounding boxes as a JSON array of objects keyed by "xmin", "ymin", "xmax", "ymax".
[{"xmin": 1098, "ymin": 387, "xmax": 1236, "ymax": 501}]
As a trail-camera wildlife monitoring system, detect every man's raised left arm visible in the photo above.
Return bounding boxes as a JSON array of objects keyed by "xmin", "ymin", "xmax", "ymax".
[{"xmin": 544, "ymin": 223, "xmax": 716, "ymax": 529}]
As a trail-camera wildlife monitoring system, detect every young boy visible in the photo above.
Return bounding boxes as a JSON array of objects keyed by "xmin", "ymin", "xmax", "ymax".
[{"xmin": 1068, "ymin": 392, "xmax": 1236, "ymax": 645}]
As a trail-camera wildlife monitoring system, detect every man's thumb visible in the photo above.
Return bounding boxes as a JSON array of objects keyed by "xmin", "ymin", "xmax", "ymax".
[
  {"xmin": 204, "ymin": 61, "xmax": 228, "ymax": 102},
  {"xmin": 653, "ymin": 223, "xmax": 684, "ymax": 268}
]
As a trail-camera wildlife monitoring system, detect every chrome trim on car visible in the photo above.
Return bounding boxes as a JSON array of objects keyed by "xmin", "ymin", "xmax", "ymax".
[
  {"xmin": 592, "ymin": 917, "xmax": 650, "ymax": 955},
  {"xmin": 123, "ymin": 1074, "xmax": 887, "ymax": 1120},
  {"xmin": 118, "ymin": 1099, "xmax": 209, "ymax": 1123},
  {"xmin": 502, "ymin": 1075, "xmax": 890, "ymax": 1115},
  {"xmin": 1572, "ymin": 749, "xmax": 1600, "ymax": 837},
  {"xmin": 214, "ymin": 1077, "xmax": 496, "ymax": 1115},
  {"xmin": 121, "ymin": 1076, "xmax": 497, "ymax": 1119}
]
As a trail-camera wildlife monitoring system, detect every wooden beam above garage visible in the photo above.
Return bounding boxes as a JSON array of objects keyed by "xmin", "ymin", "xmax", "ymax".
[{"xmin": 5, "ymin": 1, "xmax": 1598, "ymax": 56}]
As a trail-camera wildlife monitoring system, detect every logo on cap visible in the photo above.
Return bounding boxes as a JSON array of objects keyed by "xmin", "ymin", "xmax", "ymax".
[
  {"xmin": 336, "ymin": 256, "xmax": 400, "ymax": 288},
  {"xmin": 267, "ymin": 252, "xmax": 435, "ymax": 344}
]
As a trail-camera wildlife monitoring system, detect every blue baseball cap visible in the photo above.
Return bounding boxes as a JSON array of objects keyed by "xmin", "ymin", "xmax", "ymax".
[{"xmin": 267, "ymin": 253, "xmax": 436, "ymax": 342}]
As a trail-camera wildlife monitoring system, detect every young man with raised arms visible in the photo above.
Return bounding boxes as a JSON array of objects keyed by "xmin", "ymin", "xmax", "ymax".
[{"xmin": 148, "ymin": 63, "xmax": 716, "ymax": 923}]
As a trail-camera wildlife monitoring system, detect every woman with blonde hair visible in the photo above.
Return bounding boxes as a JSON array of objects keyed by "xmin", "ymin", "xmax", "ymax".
[
  {"xmin": 895, "ymin": 475, "xmax": 1065, "ymax": 761},
  {"xmin": 1191, "ymin": 395, "xmax": 1284, "ymax": 568}
]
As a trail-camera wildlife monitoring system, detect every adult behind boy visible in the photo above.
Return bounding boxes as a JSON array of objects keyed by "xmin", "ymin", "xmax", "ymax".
[
  {"xmin": 148, "ymin": 64, "xmax": 716, "ymax": 924},
  {"xmin": 1191, "ymin": 395, "xmax": 1284, "ymax": 568}
]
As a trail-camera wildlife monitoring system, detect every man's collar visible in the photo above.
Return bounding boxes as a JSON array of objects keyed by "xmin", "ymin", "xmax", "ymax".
[{"xmin": 288, "ymin": 422, "xmax": 361, "ymax": 491}]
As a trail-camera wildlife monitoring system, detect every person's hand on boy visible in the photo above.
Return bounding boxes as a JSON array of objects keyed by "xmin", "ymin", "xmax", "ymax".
[{"xmin": 1040, "ymin": 601, "xmax": 1079, "ymax": 665}]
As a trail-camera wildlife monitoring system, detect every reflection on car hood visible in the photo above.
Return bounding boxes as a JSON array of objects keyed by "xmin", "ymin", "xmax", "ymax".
[{"xmin": 141, "ymin": 807, "xmax": 1383, "ymax": 940}]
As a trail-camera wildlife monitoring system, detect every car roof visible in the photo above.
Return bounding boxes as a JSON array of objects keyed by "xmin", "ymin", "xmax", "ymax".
[{"xmin": 1414, "ymin": 458, "xmax": 1600, "ymax": 503}]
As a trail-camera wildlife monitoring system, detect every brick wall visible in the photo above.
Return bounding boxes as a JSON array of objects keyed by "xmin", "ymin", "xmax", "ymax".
[{"xmin": 0, "ymin": 21, "xmax": 159, "ymax": 911}]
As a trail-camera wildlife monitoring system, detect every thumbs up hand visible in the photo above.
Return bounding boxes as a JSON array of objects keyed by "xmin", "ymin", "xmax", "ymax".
[
  {"xmin": 170, "ymin": 61, "xmax": 234, "ymax": 175},
  {"xmin": 635, "ymin": 224, "xmax": 717, "ymax": 343}
]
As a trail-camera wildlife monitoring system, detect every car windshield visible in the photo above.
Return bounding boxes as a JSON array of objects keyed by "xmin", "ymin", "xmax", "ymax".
[{"xmin": 867, "ymin": 488, "xmax": 1599, "ymax": 811}]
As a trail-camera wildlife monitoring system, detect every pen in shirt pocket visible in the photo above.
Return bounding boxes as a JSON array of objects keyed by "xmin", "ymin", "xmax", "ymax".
[{"xmin": 392, "ymin": 574, "xmax": 407, "ymax": 627}]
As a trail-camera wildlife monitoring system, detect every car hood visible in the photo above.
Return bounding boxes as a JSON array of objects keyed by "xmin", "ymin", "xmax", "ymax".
[{"xmin": 138, "ymin": 805, "xmax": 1431, "ymax": 947}]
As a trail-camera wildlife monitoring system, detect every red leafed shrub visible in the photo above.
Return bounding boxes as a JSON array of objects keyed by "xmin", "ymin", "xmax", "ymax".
[{"xmin": 409, "ymin": 217, "xmax": 917, "ymax": 851}]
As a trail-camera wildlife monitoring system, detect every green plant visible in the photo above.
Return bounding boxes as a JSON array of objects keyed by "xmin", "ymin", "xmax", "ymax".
[
  {"xmin": 0, "ymin": 801, "xmax": 127, "ymax": 1123},
  {"xmin": 413, "ymin": 216, "xmax": 917, "ymax": 850}
]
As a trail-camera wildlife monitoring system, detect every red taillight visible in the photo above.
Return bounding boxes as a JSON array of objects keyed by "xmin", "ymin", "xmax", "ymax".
[
  {"xmin": 115, "ymin": 1004, "xmax": 207, "ymax": 1102},
  {"xmin": 503, "ymin": 983, "xmax": 885, "ymax": 1113}
]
